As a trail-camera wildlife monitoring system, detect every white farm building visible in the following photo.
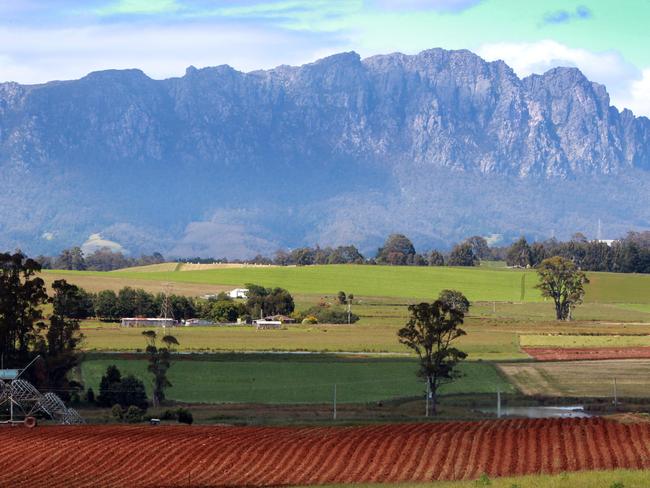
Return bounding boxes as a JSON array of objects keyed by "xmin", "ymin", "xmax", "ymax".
[
  {"xmin": 121, "ymin": 317, "xmax": 175, "ymax": 327},
  {"xmin": 228, "ymin": 288, "xmax": 249, "ymax": 299}
]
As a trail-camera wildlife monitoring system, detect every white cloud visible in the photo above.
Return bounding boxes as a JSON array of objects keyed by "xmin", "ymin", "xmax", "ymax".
[
  {"xmin": 81, "ymin": 233, "xmax": 126, "ymax": 254},
  {"xmin": 0, "ymin": 22, "xmax": 348, "ymax": 83},
  {"xmin": 619, "ymin": 69, "xmax": 650, "ymax": 118},
  {"xmin": 477, "ymin": 40, "xmax": 650, "ymax": 117},
  {"xmin": 369, "ymin": 0, "xmax": 482, "ymax": 12},
  {"xmin": 41, "ymin": 231, "xmax": 54, "ymax": 241}
]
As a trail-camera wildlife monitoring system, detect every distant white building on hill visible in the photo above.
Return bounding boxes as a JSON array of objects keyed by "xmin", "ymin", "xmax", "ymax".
[{"xmin": 228, "ymin": 288, "xmax": 249, "ymax": 299}]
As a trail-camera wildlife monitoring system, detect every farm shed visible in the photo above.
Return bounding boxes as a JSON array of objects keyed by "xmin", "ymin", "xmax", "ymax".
[
  {"xmin": 254, "ymin": 320, "xmax": 282, "ymax": 330},
  {"xmin": 121, "ymin": 318, "xmax": 176, "ymax": 327}
]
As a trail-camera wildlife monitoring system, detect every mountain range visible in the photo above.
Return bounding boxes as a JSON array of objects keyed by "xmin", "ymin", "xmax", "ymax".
[{"xmin": 1, "ymin": 48, "xmax": 649, "ymax": 258}]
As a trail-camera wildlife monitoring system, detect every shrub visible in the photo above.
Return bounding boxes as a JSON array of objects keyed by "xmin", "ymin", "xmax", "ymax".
[
  {"xmin": 302, "ymin": 315, "xmax": 318, "ymax": 324},
  {"xmin": 111, "ymin": 404, "xmax": 124, "ymax": 421},
  {"xmin": 304, "ymin": 306, "xmax": 359, "ymax": 324},
  {"xmin": 161, "ymin": 409, "xmax": 178, "ymax": 420},
  {"xmin": 86, "ymin": 388, "xmax": 95, "ymax": 404},
  {"xmin": 177, "ymin": 408, "xmax": 194, "ymax": 425},
  {"xmin": 124, "ymin": 405, "xmax": 144, "ymax": 424}
]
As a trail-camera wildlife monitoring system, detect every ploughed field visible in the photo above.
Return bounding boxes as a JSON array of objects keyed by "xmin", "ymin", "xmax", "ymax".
[{"xmin": 2, "ymin": 418, "xmax": 650, "ymax": 487}]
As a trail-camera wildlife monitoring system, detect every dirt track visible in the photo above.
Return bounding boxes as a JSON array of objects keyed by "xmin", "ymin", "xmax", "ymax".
[
  {"xmin": 523, "ymin": 346, "xmax": 650, "ymax": 361},
  {"xmin": 1, "ymin": 418, "xmax": 650, "ymax": 487}
]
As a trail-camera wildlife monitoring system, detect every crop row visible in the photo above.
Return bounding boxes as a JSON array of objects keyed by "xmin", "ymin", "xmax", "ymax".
[{"xmin": 1, "ymin": 418, "xmax": 649, "ymax": 487}]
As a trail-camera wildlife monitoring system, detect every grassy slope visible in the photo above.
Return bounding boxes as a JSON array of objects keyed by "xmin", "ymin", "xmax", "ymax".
[
  {"xmin": 48, "ymin": 265, "xmax": 541, "ymax": 301},
  {"xmin": 46, "ymin": 264, "xmax": 650, "ymax": 304},
  {"xmin": 80, "ymin": 356, "xmax": 513, "ymax": 404}
]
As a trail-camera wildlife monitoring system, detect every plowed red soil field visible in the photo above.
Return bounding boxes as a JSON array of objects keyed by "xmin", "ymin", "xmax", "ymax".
[
  {"xmin": 1, "ymin": 418, "xmax": 649, "ymax": 487},
  {"xmin": 523, "ymin": 346, "xmax": 650, "ymax": 361}
]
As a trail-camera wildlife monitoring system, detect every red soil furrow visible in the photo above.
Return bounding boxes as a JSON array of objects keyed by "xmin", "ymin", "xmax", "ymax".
[
  {"xmin": 73, "ymin": 429, "xmax": 168, "ymax": 487},
  {"xmin": 193, "ymin": 427, "xmax": 273, "ymax": 484},
  {"xmin": 523, "ymin": 346, "xmax": 650, "ymax": 361},
  {"xmin": 340, "ymin": 426, "xmax": 402, "ymax": 482},
  {"xmin": 554, "ymin": 419, "xmax": 569, "ymax": 473},
  {"xmin": 628, "ymin": 423, "xmax": 650, "ymax": 468},
  {"xmin": 605, "ymin": 421, "xmax": 631, "ymax": 469},
  {"xmin": 451, "ymin": 426, "xmax": 478, "ymax": 480},
  {"xmin": 528, "ymin": 421, "xmax": 543, "ymax": 475},
  {"xmin": 322, "ymin": 429, "xmax": 376, "ymax": 485},
  {"xmin": 598, "ymin": 420, "xmax": 621, "ymax": 470},
  {"xmin": 409, "ymin": 428, "xmax": 442, "ymax": 481},
  {"xmin": 497, "ymin": 423, "xmax": 516, "ymax": 477},
  {"xmin": 11, "ymin": 431, "xmax": 105, "ymax": 486},
  {"xmin": 434, "ymin": 428, "xmax": 466, "ymax": 480},
  {"xmin": 290, "ymin": 428, "xmax": 364, "ymax": 486},
  {"xmin": 284, "ymin": 431, "xmax": 354, "ymax": 486},
  {"xmin": 478, "ymin": 423, "xmax": 498, "ymax": 478},
  {"xmin": 383, "ymin": 430, "xmax": 426, "ymax": 483},
  {"xmin": 616, "ymin": 424, "xmax": 643, "ymax": 469},
  {"xmin": 297, "ymin": 429, "xmax": 366, "ymax": 486},
  {"xmin": 464, "ymin": 421, "xmax": 494, "ymax": 479},
  {"xmin": 5, "ymin": 418, "xmax": 650, "ymax": 487},
  {"xmin": 340, "ymin": 425, "xmax": 397, "ymax": 484},
  {"xmin": 365, "ymin": 426, "xmax": 422, "ymax": 484},
  {"xmin": 210, "ymin": 428, "xmax": 290, "ymax": 486},
  {"xmin": 250, "ymin": 428, "xmax": 325, "ymax": 486},
  {"xmin": 82, "ymin": 428, "xmax": 191, "ymax": 487},
  {"xmin": 539, "ymin": 420, "xmax": 554, "ymax": 474},
  {"xmin": 566, "ymin": 419, "xmax": 587, "ymax": 471}
]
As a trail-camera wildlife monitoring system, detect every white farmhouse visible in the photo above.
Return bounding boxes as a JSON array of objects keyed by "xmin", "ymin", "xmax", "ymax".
[{"xmin": 228, "ymin": 288, "xmax": 249, "ymax": 299}]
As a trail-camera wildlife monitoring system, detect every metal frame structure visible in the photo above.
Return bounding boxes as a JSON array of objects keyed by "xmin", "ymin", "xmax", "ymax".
[{"xmin": 0, "ymin": 357, "xmax": 84, "ymax": 426}]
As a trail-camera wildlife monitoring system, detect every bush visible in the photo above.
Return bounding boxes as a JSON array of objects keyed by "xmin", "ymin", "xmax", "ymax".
[
  {"xmin": 177, "ymin": 408, "xmax": 194, "ymax": 425},
  {"xmin": 304, "ymin": 306, "xmax": 359, "ymax": 324},
  {"xmin": 161, "ymin": 409, "xmax": 178, "ymax": 420},
  {"xmin": 111, "ymin": 404, "xmax": 124, "ymax": 421},
  {"xmin": 86, "ymin": 388, "xmax": 95, "ymax": 404},
  {"xmin": 124, "ymin": 405, "xmax": 144, "ymax": 424},
  {"xmin": 302, "ymin": 315, "xmax": 318, "ymax": 324}
]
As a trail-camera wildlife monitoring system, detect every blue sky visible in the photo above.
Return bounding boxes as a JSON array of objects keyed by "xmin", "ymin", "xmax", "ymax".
[{"xmin": 1, "ymin": 0, "xmax": 649, "ymax": 115}]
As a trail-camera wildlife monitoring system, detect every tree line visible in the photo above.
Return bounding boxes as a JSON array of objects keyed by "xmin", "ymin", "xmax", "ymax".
[
  {"xmin": 42, "ymin": 229, "xmax": 650, "ymax": 274},
  {"xmin": 36, "ymin": 246, "xmax": 165, "ymax": 271}
]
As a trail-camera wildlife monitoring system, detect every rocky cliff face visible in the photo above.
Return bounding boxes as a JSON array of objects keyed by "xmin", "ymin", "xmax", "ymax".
[{"xmin": 1, "ymin": 48, "xmax": 649, "ymax": 256}]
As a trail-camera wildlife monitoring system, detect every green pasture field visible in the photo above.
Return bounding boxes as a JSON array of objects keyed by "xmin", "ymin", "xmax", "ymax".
[
  {"xmin": 311, "ymin": 469, "xmax": 650, "ymax": 488},
  {"xmin": 45, "ymin": 264, "xmax": 650, "ymax": 305},
  {"xmin": 79, "ymin": 322, "xmax": 525, "ymax": 359},
  {"xmin": 498, "ymin": 359, "xmax": 650, "ymax": 397},
  {"xmin": 80, "ymin": 355, "xmax": 513, "ymax": 404},
  {"xmin": 47, "ymin": 265, "xmax": 541, "ymax": 301}
]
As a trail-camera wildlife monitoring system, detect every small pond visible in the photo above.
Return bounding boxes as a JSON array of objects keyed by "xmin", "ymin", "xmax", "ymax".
[{"xmin": 480, "ymin": 405, "xmax": 591, "ymax": 418}]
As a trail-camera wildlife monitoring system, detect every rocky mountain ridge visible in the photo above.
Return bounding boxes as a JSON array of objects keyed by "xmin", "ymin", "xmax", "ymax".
[{"xmin": 1, "ymin": 48, "xmax": 649, "ymax": 257}]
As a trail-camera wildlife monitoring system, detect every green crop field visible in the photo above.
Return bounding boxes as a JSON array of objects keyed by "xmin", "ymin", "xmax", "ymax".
[
  {"xmin": 47, "ymin": 265, "xmax": 541, "ymax": 301},
  {"xmin": 80, "ymin": 355, "xmax": 513, "ymax": 404},
  {"xmin": 45, "ymin": 264, "xmax": 650, "ymax": 304}
]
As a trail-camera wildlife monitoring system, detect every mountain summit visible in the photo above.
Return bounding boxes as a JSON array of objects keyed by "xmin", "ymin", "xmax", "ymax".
[{"xmin": 1, "ymin": 48, "xmax": 649, "ymax": 257}]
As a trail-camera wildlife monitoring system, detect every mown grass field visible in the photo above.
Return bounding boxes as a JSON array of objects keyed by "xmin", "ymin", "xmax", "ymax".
[
  {"xmin": 79, "ymin": 322, "xmax": 524, "ymax": 359},
  {"xmin": 45, "ymin": 263, "xmax": 650, "ymax": 304},
  {"xmin": 80, "ymin": 355, "xmax": 513, "ymax": 404},
  {"xmin": 47, "ymin": 265, "xmax": 541, "ymax": 301},
  {"xmin": 498, "ymin": 359, "xmax": 650, "ymax": 397}
]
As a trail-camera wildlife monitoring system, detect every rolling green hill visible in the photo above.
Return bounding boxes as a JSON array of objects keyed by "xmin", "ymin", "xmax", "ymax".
[{"xmin": 46, "ymin": 264, "xmax": 650, "ymax": 303}]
